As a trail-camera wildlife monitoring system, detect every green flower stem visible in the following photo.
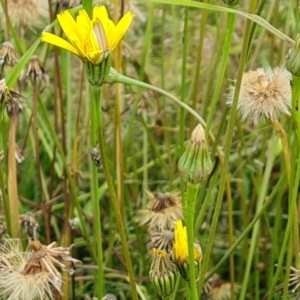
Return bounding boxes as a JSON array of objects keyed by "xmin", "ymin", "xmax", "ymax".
[
  {"xmin": 92, "ymin": 85, "xmax": 138, "ymax": 300},
  {"xmin": 90, "ymin": 85, "xmax": 104, "ymax": 298},
  {"xmin": 184, "ymin": 183, "xmax": 199, "ymax": 300}
]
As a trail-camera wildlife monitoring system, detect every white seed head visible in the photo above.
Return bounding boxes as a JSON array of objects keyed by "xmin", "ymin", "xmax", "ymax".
[{"xmin": 227, "ymin": 67, "xmax": 292, "ymax": 122}]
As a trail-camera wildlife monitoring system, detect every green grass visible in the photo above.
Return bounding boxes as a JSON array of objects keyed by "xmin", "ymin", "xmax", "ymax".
[{"xmin": 0, "ymin": 0, "xmax": 299, "ymax": 299}]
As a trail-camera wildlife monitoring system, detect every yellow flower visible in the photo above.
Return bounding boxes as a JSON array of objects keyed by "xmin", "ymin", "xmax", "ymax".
[
  {"xmin": 41, "ymin": 6, "xmax": 134, "ymax": 65},
  {"xmin": 173, "ymin": 219, "xmax": 202, "ymax": 282}
]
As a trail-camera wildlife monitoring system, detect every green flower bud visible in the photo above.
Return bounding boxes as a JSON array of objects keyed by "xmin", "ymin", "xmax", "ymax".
[
  {"xmin": 178, "ymin": 124, "xmax": 213, "ymax": 183},
  {"xmin": 84, "ymin": 55, "xmax": 111, "ymax": 86},
  {"xmin": 149, "ymin": 248, "xmax": 178, "ymax": 298},
  {"xmin": 286, "ymin": 35, "xmax": 300, "ymax": 77}
]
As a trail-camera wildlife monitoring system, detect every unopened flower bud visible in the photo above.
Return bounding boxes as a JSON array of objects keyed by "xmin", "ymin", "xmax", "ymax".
[
  {"xmin": 149, "ymin": 248, "xmax": 178, "ymax": 298},
  {"xmin": 286, "ymin": 35, "xmax": 300, "ymax": 77},
  {"xmin": 178, "ymin": 124, "xmax": 213, "ymax": 183}
]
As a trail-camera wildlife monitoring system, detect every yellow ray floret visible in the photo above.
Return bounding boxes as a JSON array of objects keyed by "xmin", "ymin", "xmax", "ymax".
[
  {"xmin": 41, "ymin": 6, "xmax": 134, "ymax": 64},
  {"xmin": 173, "ymin": 219, "xmax": 201, "ymax": 262}
]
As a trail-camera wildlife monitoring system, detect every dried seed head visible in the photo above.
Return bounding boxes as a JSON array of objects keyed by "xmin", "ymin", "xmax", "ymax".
[
  {"xmin": 227, "ymin": 67, "xmax": 292, "ymax": 122},
  {"xmin": 0, "ymin": 42, "xmax": 18, "ymax": 76},
  {"xmin": 147, "ymin": 230, "xmax": 174, "ymax": 253},
  {"xmin": 203, "ymin": 274, "xmax": 240, "ymax": 300},
  {"xmin": 20, "ymin": 212, "xmax": 39, "ymax": 238},
  {"xmin": 0, "ymin": 238, "xmax": 79, "ymax": 300},
  {"xmin": 5, "ymin": 90, "xmax": 25, "ymax": 117},
  {"xmin": 18, "ymin": 55, "xmax": 49, "ymax": 89},
  {"xmin": 137, "ymin": 191, "xmax": 183, "ymax": 231}
]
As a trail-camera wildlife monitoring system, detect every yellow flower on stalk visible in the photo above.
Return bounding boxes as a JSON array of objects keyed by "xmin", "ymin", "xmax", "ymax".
[
  {"xmin": 173, "ymin": 219, "xmax": 202, "ymax": 282},
  {"xmin": 41, "ymin": 6, "xmax": 134, "ymax": 65}
]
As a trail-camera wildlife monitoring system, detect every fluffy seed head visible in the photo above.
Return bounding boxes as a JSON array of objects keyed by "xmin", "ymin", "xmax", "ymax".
[
  {"xmin": 227, "ymin": 67, "xmax": 292, "ymax": 122},
  {"xmin": 0, "ymin": 238, "xmax": 79, "ymax": 300},
  {"xmin": 0, "ymin": 0, "xmax": 48, "ymax": 29}
]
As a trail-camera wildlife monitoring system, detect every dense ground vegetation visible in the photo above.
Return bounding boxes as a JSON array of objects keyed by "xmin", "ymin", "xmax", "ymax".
[{"xmin": 0, "ymin": 0, "xmax": 299, "ymax": 299}]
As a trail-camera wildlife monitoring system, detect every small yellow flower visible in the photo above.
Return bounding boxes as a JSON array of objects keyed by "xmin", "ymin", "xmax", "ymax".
[
  {"xmin": 173, "ymin": 219, "xmax": 202, "ymax": 282},
  {"xmin": 173, "ymin": 219, "xmax": 201, "ymax": 262},
  {"xmin": 41, "ymin": 6, "xmax": 134, "ymax": 65}
]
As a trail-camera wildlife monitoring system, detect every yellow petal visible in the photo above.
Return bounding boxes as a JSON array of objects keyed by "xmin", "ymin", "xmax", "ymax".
[
  {"xmin": 57, "ymin": 11, "xmax": 80, "ymax": 44},
  {"xmin": 76, "ymin": 9, "xmax": 92, "ymax": 39},
  {"xmin": 111, "ymin": 11, "xmax": 135, "ymax": 50},
  {"xmin": 41, "ymin": 32, "xmax": 79, "ymax": 56},
  {"xmin": 93, "ymin": 6, "xmax": 112, "ymax": 50},
  {"xmin": 93, "ymin": 6, "xmax": 109, "ymax": 21}
]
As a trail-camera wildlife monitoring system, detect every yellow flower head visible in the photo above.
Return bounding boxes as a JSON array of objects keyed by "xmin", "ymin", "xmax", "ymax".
[
  {"xmin": 173, "ymin": 219, "xmax": 202, "ymax": 282},
  {"xmin": 41, "ymin": 6, "xmax": 134, "ymax": 64},
  {"xmin": 173, "ymin": 219, "xmax": 201, "ymax": 263}
]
